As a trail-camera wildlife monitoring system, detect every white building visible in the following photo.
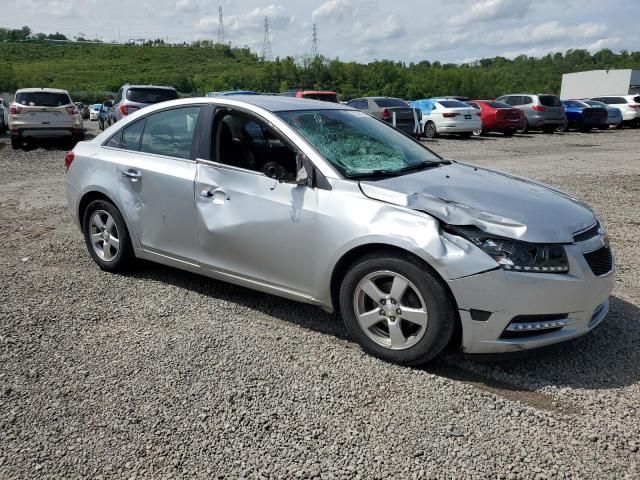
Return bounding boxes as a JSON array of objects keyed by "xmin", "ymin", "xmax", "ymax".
[{"xmin": 560, "ymin": 69, "xmax": 640, "ymax": 99}]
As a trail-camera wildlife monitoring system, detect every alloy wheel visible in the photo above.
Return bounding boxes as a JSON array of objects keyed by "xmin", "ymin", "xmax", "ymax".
[
  {"xmin": 353, "ymin": 270, "xmax": 429, "ymax": 350},
  {"xmin": 89, "ymin": 210, "xmax": 120, "ymax": 262}
]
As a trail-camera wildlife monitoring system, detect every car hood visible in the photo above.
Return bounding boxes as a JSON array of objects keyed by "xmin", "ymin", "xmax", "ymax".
[{"xmin": 359, "ymin": 162, "xmax": 596, "ymax": 243}]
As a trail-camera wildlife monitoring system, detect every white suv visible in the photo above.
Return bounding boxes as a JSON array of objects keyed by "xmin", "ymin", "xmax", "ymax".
[
  {"xmin": 9, "ymin": 88, "xmax": 84, "ymax": 149},
  {"xmin": 588, "ymin": 95, "xmax": 640, "ymax": 128}
]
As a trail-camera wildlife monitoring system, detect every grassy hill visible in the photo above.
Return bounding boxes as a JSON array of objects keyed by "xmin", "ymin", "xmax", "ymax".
[{"xmin": 2, "ymin": 41, "xmax": 640, "ymax": 102}]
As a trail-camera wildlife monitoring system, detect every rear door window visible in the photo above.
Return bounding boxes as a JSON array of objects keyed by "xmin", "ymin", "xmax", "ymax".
[
  {"xmin": 15, "ymin": 91, "xmax": 71, "ymax": 107},
  {"xmin": 600, "ymin": 97, "xmax": 626, "ymax": 104},
  {"xmin": 105, "ymin": 118, "xmax": 146, "ymax": 150},
  {"xmin": 487, "ymin": 101, "xmax": 511, "ymax": 108},
  {"xmin": 139, "ymin": 106, "xmax": 201, "ymax": 159},
  {"xmin": 126, "ymin": 88, "xmax": 179, "ymax": 104},
  {"xmin": 522, "ymin": 96, "xmax": 533, "ymax": 105}
]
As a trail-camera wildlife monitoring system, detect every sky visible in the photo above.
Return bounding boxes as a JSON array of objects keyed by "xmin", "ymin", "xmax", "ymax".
[{"xmin": 5, "ymin": 0, "xmax": 640, "ymax": 63}]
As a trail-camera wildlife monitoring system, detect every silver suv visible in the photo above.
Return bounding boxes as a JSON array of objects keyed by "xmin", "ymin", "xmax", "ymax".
[
  {"xmin": 64, "ymin": 96, "xmax": 614, "ymax": 365},
  {"xmin": 111, "ymin": 84, "xmax": 178, "ymax": 123},
  {"xmin": 496, "ymin": 94, "xmax": 566, "ymax": 133}
]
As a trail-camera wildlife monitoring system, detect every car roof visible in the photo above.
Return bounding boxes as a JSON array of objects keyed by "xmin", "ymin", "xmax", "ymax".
[
  {"xmin": 123, "ymin": 84, "xmax": 177, "ymax": 90},
  {"xmin": 16, "ymin": 87, "xmax": 69, "ymax": 94},
  {"xmin": 212, "ymin": 95, "xmax": 351, "ymax": 112},
  {"xmin": 298, "ymin": 90, "xmax": 337, "ymax": 94}
]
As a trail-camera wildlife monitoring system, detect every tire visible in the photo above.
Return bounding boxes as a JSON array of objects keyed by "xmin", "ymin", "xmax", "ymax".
[
  {"xmin": 615, "ymin": 121, "xmax": 624, "ymax": 130},
  {"xmin": 458, "ymin": 132, "xmax": 472, "ymax": 138},
  {"xmin": 472, "ymin": 129, "xmax": 484, "ymax": 136},
  {"xmin": 503, "ymin": 129, "xmax": 516, "ymax": 137},
  {"xmin": 423, "ymin": 121, "xmax": 437, "ymax": 139},
  {"xmin": 516, "ymin": 118, "xmax": 529, "ymax": 134},
  {"xmin": 11, "ymin": 135, "xmax": 21, "ymax": 150},
  {"xmin": 82, "ymin": 199, "xmax": 135, "ymax": 272},
  {"xmin": 632, "ymin": 118, "xmax": 640, "ymax": 129},
  {"xmin": 557, "ymin": 119, "xmax": 569, "ymax": 132},
  {"xmin": 339, "ymin": 253, "xmax": 457, "ymax": 366},
  {"xmin": 542, "ymin": 125, "xmax": 556, "ymax": 134}
]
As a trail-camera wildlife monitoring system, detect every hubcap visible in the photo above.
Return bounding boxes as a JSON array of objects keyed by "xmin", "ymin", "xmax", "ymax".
[
  {"xmin": 353, "ymin": 270, "xmax": 429, "ymax": 350},
  {"xmin": 89, "ymin": 210, "xmax": 120, "ymax": 262}
]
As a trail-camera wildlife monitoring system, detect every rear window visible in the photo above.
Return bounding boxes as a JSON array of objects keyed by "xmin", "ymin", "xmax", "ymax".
[
  {"xmin": 301, "ymin": 93, "xmax": 339, "ymax": 103},
  {"xmin": 126, "ymin": 88, "xmax": 178, "ymax": 104},
  {"xmin": 598, "ymin": 97, "xmax": 627, "ymax": 104},
  {"xmin": 486, "ymin": 101, "xmax": 511, "ymax": 108},
  {"xmin": 373, "ymin": 98, "xmax": 409, "ymax": 108},
  {"xmin": 437, "ymin": 100, "xmax": 469, "ymax": 108},
  {"xmin": 563, "ymin": 100, "xmax": 587, "ymax": 108},
  {"xmin": 539, "ymin": 95, "xmax": 561, "ymax": 107},
  {"xmin": 15, "ymin": 91, "xmax": 71, "ymax": 107}
]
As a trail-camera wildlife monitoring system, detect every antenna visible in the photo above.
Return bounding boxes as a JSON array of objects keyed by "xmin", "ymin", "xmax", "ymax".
[
  {"xmin": 217, "ymin": 6, "xmax": 225, "ymax": 43},
  {"xmin": 312, "ymin": 23, "xmax": 319, "ymax": 57},
  {"xmin": 262, "ymin": 16, "xmax": 272, "ymax": 61}
]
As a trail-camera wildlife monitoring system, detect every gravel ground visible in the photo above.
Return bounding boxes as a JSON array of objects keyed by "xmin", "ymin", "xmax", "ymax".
[{"xmin": 1, "ymin": 122, "xmax": 639, "ymax": 479}]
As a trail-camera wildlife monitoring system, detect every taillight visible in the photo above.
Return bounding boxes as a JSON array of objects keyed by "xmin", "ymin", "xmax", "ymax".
[
  {"xmin": 382, "ymin": 109, "xmax": 390, "ymax": 120},
  {"xmin": 119, "ymin": 105, "xmax": 139, "ymax": 116},
  {"xmin": 9, "ymin": 105, "xmax": 22, "ymax": 114},
  {"xmin": 475, "ymin": 112, "xmax": 481, "ymax": 117},
  {"xmin": 629, "ymin": 104, "xmax": 640, "ymax": 109},
  {"xmin": 442, "ymin": 112, "xmax": 459, "ymax": 118},
  {"xmin": 532, "ymin": 105, "xmax": 546, "ymax": 112},
  {"xmin": 66, "ymin": 106, "xmax": 78, "ymax": 115},
  {"xmin": 64, "ymin": 151, "xmax": 75, "ymax": 172}
]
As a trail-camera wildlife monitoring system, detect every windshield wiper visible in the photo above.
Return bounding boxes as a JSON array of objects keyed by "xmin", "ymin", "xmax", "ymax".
[{"xmin": 348, "ymin": 160, "xmax": 447, "ymax": 180}]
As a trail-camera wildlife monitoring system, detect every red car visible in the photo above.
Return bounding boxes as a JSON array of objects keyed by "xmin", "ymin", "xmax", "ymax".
[{"xmin": 466, "ymin": 100, "xmax": 525, "ymax": 136}]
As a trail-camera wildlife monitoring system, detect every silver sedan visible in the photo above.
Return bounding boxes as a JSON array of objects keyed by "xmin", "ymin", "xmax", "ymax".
[{"xmin": 64, "ymin": 96, "xmax": 614, "ymax": 365}]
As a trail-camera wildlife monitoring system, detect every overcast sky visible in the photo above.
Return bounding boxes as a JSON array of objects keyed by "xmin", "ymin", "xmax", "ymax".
[{"xmin": 6, "ymin": 0, "xmax": 640, "ymax": 63}]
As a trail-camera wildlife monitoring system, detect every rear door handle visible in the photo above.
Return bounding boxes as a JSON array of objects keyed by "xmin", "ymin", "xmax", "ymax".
[{"xmin": 122, "ymin": 169, "xmax": 142, "ymax": 181}]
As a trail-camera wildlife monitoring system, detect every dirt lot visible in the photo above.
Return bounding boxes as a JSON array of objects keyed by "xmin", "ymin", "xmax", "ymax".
[{"xmin": 1, "ymin": 122, "xmax": 639, "ymax": 479}]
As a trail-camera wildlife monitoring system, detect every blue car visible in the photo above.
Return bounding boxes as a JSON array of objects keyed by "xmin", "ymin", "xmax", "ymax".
[
  {"xmin": 559, "ymin": 100, "xmax": 608, "ymax": 132},
  {"xmin": 582, "ymin": 100, "xmax": 623, "ymax": 129}
]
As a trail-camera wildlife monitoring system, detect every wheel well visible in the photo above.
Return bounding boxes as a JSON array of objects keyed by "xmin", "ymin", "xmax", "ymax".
[
  {"xmin": 78, "ymin": 191, "xmax": 117, "ymax": 231},
  {"xmin": 330, "ymin": 244, "xmax": 462, "ymax": 348}
]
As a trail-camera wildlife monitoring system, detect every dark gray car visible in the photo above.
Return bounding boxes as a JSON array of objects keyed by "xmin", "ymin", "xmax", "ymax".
[
  {"xmin": 496, "ymin": 94, "xmax": 566, "ymax": 133},
  {"xmin": 111, "ymin": 84, "xmax": 179, "ymax": 123},
  {"xmin": 346, "ymin": 97, "xmax": 420, "ymax": 136}
]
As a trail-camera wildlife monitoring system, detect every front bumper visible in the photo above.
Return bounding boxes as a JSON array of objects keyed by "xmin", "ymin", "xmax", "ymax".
[{"xmin": 448, "ymin": 241, "xmax": 615, "ymax": 354}]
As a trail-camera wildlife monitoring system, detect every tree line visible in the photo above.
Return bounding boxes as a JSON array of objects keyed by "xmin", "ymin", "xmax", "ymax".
[{"xmin": 1, "ymin": 26, "xmax": 639, "ymax": 102}]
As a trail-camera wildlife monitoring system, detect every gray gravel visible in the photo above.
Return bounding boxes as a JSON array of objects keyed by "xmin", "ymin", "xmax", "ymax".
[{"xmin": 1, "ymin": 123, "xmax": 639, "ymax": 479}]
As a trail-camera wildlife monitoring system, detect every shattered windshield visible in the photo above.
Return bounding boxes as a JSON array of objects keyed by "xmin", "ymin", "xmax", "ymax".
[{"xmin": 277, "ymin": 109, "xmax": 440, "ymax": 178}]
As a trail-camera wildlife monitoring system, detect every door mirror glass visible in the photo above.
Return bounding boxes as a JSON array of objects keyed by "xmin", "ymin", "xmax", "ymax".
[{"xmin": 262, "ymin": 161, "xmax": 288, "ymax": 182}]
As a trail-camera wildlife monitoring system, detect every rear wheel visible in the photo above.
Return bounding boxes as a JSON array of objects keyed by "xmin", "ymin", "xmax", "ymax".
[
  {"xmin": 557, "ymin": 119, "xmax": 569, "ymax": 132},
  {"xmin": 11, "ymin": 135, "xmax": 21, "ymax": 150},
  {"xmin": 339, "ymin": 254, "xmax": 456, "ymax": 366},
  {"xmin": 82, "ymin": 200, "xmax": 135, "ymax": 272},
  {"xmin": 632, "ymin": 118, "xmax": 640, "ymax": 129},
  {"xmin": 615, "ymin": 121, "xmax": 624, "ymax": 130},
  {"xmin": 503, "ymin": 129, "xmax": 516, "ymax": 137},
  {"xmin": 542, "ymin": 125, "xmax": 557, "ymax": 133},
  {"xmin": 458, "ymin": 132, "xmax": 472, "ymax": 138},
  {"xmin": 423, "ymin": 121, "xmax": 437, "ymax": 139},
  {"xmin": 472, "ymin": 129, "xmax": 484, "ymax": 136}
]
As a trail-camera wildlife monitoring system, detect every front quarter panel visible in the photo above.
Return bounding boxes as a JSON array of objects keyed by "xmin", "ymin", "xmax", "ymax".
[{"xmin": 314, "ymin": 179, "xmax": 499, "ymax": 307}]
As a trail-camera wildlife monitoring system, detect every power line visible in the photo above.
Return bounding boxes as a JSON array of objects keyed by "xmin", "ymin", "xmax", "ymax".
[
  {"xmin": 261, "ymin": 16, "xmax": 272, "ymax": 61},
  {"xmin": 312, "ymin": 23, "xmax": 319, "ymax": 57},
  {"xmin": 217, "ymin": 6, "xmax": 225, "ymax": 44}
]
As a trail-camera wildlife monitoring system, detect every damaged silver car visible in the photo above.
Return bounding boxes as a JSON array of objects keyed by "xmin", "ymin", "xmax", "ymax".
[{"xmin": 65, "ymin": 96, "xmax": 614, "ymax": 365}]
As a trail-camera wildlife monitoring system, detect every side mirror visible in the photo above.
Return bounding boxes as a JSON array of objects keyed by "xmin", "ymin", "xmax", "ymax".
[{"xmin": 294, "ymin": 151, "xmax": 309, "ymax": 186}]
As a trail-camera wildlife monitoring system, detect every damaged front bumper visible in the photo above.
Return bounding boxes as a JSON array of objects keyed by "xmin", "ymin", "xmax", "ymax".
[{"xmin": 448, "ymin": 243, "xmax": 615, "ymax": 354}]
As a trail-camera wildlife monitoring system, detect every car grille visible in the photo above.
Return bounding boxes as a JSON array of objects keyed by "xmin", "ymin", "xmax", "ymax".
[
  {"xmin": 583, "ymin": 247, "xmax": 613, "ymax": 276},
  {"xmin": 573, "ymin": 223, "xmax": 600, "ymax": 243}
]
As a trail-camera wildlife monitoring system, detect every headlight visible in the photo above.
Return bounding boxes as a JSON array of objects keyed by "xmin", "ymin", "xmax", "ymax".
[{"xmin": 448, "ymin": 225, "xmax": 569, "ymax": 273}]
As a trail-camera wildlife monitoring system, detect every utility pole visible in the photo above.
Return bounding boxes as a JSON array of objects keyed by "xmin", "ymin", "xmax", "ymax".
[
  {"xmin": 217, "ymin": 6, "xmax": 225, "ymax": 44},
  {"xmin": 312, "ymin": 23, "xmax": 319, "ymax": 57},
  {"xmin": 261, "ymin": 16, "xmax": 272, "ymax": 61}
]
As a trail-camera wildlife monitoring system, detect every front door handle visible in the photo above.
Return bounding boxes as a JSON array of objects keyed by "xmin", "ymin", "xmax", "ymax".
[
  {"xmin": 200, "ymin": 188, "xmax": 229, "ymax": 203},
  {"xmin": 122, "ymin": 169, "xmax": 142, "ymax": 181}
]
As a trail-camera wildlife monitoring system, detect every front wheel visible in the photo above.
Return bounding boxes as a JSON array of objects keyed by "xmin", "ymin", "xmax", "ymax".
[
  {"xmin": 82, "ymin": 200, "xmax": 135, "ymax": 272},
  {"xmin": 339, "ymin": 254, "xmax": 456, "ymax": 366},
  {"xmin": 557, "ymin": 119, "xmax": 569, "ymax": 132}
]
